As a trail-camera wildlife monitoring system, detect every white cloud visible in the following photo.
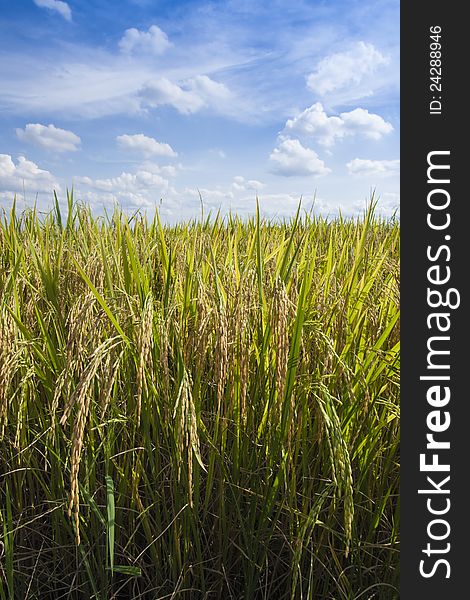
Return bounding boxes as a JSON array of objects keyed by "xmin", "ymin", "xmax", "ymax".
[
  {"xmin": 284, "ymin": 104, "xmax": 343, "ymax": 147},
  {"xmin": 347, "ymin": 158, "xmax": 400, "ymax": 177},
  {"xmin": 269, "ymin": 139, "xmax": 330, "ymax": 177},
  {"xmin": 138, "ymin": 161, "xmax": 181, "ymax": 178},
  {"xmin": 139, "ymin": 78, "xmax": 203, "ymax": 114},
  {"xmin": 340, "ymin": 109, "xmax": 393, "ymax": 140},
  {"xmin": 284, "ymin": 103, "xmax": 393, "ymax": 147},
  {"xmin": 306, "ymin": 42, "xmax": 388, "ymax": 97},
  {"xmin": 119, "ymin": 25, "xmax": 171, "ymax": 55},
  {"xmin": 33, "ymin": 0, "xmax": 72, "ymax": 22},
  {"xmin": 189, "ymin": 75, "xmax": 231, "ymax": 103},
  {"xmin": 116, "ymin": 133, "xmax": 177, "ymax": 157},
  {"xmin": 248, "ymin": 180, "xmax": 264, "ymax": 191},
  {"xmin": 139, "ymin": 75, "xmax": 231, "ymax": 115},
  {"xmin": 232, "ymin": 176, "xmax": 264, "ymax": 192},
  {"xmin": 75, "ymin": 170, "xmax": 169, "ymax": 194},
  {"xmin": 16, "ymin": 123, "xmax": 81, "ymax": 153},
  {"xmin": 74, "ymin": 168, "xmax": 174, "ymax": 213},
  {"xmin": 0, "ymin": 57, "xmax": 144, "ymax": 119},
  {"xmin": 0, "ymin": 33, "xmax": 249, "ymax": 122},
  {"xmin": 0, "ymin": 154, "xmax": 60, "ymax": 194}
]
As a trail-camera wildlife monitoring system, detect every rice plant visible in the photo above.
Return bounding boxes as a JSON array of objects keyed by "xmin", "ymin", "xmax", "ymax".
[{"xmin": 0, "ymin": 195, "xmax": 399, "ymax": 599}]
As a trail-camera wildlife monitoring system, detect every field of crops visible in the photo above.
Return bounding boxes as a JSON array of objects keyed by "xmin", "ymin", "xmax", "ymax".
[{"xmin": 0, "ymin": 196, "xmax": 399, "ymax": 599}]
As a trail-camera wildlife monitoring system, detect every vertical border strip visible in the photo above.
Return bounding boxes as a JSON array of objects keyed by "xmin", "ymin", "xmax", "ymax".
[{"xmin": 401, "ymin": 3, "xmax": 466, "ymax": 597}]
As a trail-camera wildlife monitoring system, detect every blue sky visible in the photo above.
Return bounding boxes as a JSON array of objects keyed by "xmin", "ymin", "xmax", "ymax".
[{"xmin": 0, "ymin": 0, "xmax": 399, "ymax": 220}]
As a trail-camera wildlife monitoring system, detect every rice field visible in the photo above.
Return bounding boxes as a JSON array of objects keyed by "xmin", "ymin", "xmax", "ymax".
[{"xmin": 0, "ymin": 196, "xmax": 399, "ymax": 599}]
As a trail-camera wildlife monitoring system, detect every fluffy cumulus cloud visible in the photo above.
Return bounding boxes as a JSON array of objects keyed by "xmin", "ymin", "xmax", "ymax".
[
  {"xmin": 306, "ymin": 42, "xmax": 388, "ymax": 97},
  {"xmin": 119, "ymin": 25, "xmax": 171, "ymax": 55},
  {"xmin": 139, "ymin": 75, "xmax": 231, "ymax": 115},
  {"xmin": 74, "ymin": 166, "xmax": 173, "ymax": 211},
  {"xmin": 16, "ymin": 123, "xmax": 81, "ymax": 153},
  {"xmin": 116, "ymin": 133, "xmax": 177, "ymax": 157},
  {"xmin": 340, "ymin": 109, "xmax": 393, "ymax": 140},
  {"xmin": 139, "ymin": 78, "xmax": 203, "ymax": 114},
  {"xmin": 347, "ymin": 158, "xmax": 400, "ymax": 177},
  {"xmin": 138, "ymin": 161, "xmax": 181, "ymax": 178},
  {"xmin": 77, "ymin": 157, "xmax": 180, "ymax": 215},
  {"xmin": 76, "ymin": 170, "xmax": 168, "ymax": 194},
  {"xmin": 232, "ymin": 176, "xmax": 264, "ymax": 192},
  {"xmin": 284, "ymin": 103, "xmax": 393, "ymax": 147},
  {"xmin": 33, "ymin": 0, "xmax": 72, "ymax": 22},
  {"xmin": 0, "ymin": 154, "xmax": 60, "ymax": 194},
  {"xmin": 269, "ymin": 139, "xmax": 330, "ymax": 177}
]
